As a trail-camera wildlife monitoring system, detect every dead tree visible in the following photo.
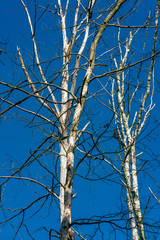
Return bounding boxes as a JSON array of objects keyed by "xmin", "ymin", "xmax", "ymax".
[
  {"xmin": 110, "ymin": 4, "xmax": 159, "ymax": 239},
  {"xmin": 0, "ymin": 0, "xmax": 128, "ymax": 239}
]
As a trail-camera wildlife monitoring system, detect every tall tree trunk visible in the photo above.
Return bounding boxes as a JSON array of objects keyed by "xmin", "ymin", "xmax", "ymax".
[
  {"xmin": 122, "ymin": 154, "xmax": 139, "ymax": 240},
  {"xmin": 131, "ymin": 145, "xmax": 145, "ymax": 239},
  {"xmin": 60, "ymin": 134, "xmax": 76, "ymax": 240},
  {"xmin": 60, "ymin": 137, "xmax": 68, "ymax": 223}
]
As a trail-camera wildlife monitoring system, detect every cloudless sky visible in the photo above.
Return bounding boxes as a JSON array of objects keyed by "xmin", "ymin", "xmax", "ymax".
[{"xmin": 1, "ymin": 1, "xmax": 160, "ymax": 240}]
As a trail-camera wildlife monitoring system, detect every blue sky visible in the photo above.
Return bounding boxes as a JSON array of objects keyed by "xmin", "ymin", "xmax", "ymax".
[{"xmin": 1, "ymin": 1, "xmax": 160, "ymax": 240}]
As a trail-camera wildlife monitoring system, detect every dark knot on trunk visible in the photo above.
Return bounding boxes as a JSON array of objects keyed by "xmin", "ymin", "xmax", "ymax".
[{"xmin": 68, "ymin": 229, "xmax": 74, "ymax": 240}]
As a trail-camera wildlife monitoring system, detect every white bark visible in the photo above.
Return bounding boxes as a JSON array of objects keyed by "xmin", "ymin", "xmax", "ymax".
[
  {"xmin": 112, "ymin": 30, "xmax": 146, "ymax": 240},
  {"xmin": 111, "ymin": 7, "xmax": 159, "ymax": 235},
  {"xmin": 60, "ymin": 139, "xmax": 68, "ymax": 223},
  {"xmin": 124, "ymin": 155, "xmax": 139, "ymax": 239},
  {"xmin": 17, "ymin": 1, "xmax": 130, "ymax": 239}
]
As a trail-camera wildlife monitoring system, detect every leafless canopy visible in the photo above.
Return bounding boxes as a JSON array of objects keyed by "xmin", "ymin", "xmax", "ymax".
[{"xmin": 0, "ymin": 1, "xmax": 160, "ymax": 240}]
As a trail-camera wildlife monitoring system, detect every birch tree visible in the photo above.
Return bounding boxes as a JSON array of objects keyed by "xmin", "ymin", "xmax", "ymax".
[
  {"xmin": 0, "ymin": 0, "xmax": 128, "ymax": 239},
  {"xmin": 106, "ymin": 2, "xmax": 159, "ymax": 240}
]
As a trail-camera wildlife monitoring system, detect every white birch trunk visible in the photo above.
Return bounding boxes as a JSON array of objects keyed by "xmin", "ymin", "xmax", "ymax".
[
  {"xmin": 112, "ymin": 28, "xmax": 149, "ymax": 239},
  {"xmin": 124, "ymin": 154, "xmax": 139, "ymax": 239},
  {"xmin": 131, "ymin": 145, "xmax": 145, "ymax": 239},
  {"xmin": 60, "ymin": 137, "xmax": 68, "ymax": 223}
]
